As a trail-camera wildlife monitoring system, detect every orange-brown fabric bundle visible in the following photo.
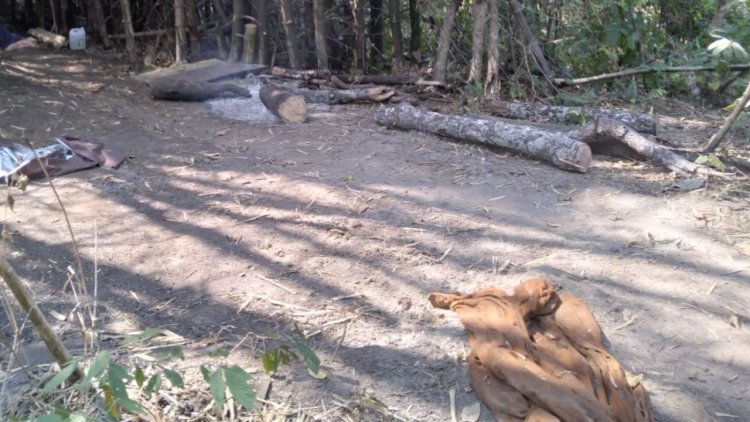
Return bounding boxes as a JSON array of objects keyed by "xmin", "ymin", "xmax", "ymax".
[{"xmin": 429, "ymin": 279, "xmax": 652, "ymax": 422}]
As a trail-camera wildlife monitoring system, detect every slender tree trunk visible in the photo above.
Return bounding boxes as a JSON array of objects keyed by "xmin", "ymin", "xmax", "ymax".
[
  {"xmin": 434, "ymin": 0, "xmax": 461, "ymax": 83},
  {"xmin": 369, "ymin": 0, "xmax": 385, "ymax": 70},
  {"xmin": 468, "ymin": 0, "xmax": 487, "ymax": 84},
  {"xmin": 184, "ymin": 0, "xmax": 201, "ymax": 60},
  {"xmin": 485, "ymin": 0, "xmax": 500, "ymax": 94},
  {"xmin": 175, "ymin": 0, "xmax": 189, "ymax": 63},
  {"xmin": 351, "ymin": 0, "xmax": 367, "ymax": 71},
  {"xmin": 280, "ymin": 0, "xmax": 301, "ymax": 68},
  {"xmin": 210, "ymin": 0, "xmax": 230, "ymax": 59},
  {"xmin": 59, "ymin": 0, "xmax": 68, "ymax": 32},
  {"xmin": 408, "ymin": 0, "xmax": 420, "ymax": 57},
  {"xmin": 243, "ymin": 23, "xmax": 257, "ymax": 63},
  {"xmin": 388, "ymin": 0, "xmax": 404, "ymax": 72},
  {"xmin": 507, "ymin": 0, "xmax": 555, "ymax": 87},
  {"xmin": 120, "ymin": 0, "xmax": 138, "ymax": 64},
  {"xmin": 89, "ymin": 0, "xmax": 111, "ymax": 47},
  {"xmin": 703, "ymin": 79, "xmax": 750, "ymax": 153},
  {"xmin": 303, "ymin": 0, "xmax": 316, "ymax": 67},
  {"xmin": 228, "ymin": 0, "xmax": 245, "ymax": 61},
  {"xmin": 256, "ymin": 0, "xmax": 269, "ymax": 64},
  {"xmin": 313, "ymin": 0, "xmax": 329, "ymax": 69}
]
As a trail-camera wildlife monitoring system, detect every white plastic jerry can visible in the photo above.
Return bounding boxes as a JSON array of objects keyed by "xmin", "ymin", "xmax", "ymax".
[{"xmin": 69, "ymin": 28, "xmax": 86, "ymax": 50}]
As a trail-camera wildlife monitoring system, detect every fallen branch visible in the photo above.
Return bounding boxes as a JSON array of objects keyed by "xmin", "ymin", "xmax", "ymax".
[
  {"xmin": 555, "ymin": 63, "xmax": 750, "ymax": 87},
  {"xmin": 375, "ymin": 103, "xmax": 591, "ymax": 172},
  {"xmin": 109, "ymin": 29, "xmax": 170, "ymax": 39},
  {"xmin": 574, "ymin": 118, "xmax": 728, "ymax": 176},
  {"xmin": 286, "ymin": 86, "xmax": 395, "ymax": 105},
  {"xmin": 28, "ymin": 28, "xmax": 67, "ymax": 49},
  {"xmin": 484, "ymin": 100, "xmax": 659, "ymax": 134},
  {"xmin": 702, "ymin": 79, "xmax": 750, "ymax": 153}
]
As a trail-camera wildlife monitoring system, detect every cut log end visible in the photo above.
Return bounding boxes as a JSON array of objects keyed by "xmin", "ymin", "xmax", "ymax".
[{"xmin": 259, "ymin": 85, "xmax": 307, "ymax": 123}]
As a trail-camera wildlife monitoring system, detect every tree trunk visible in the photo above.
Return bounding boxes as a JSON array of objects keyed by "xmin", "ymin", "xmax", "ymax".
[
  {"xmin": 388, "ymin": 0, "xmax": 404, "ymax": 72},
  {"xmin": 228, "ymin": 0, "xmax": 245, "ymax": 61},
  {"xmin": 434, "ymin": 0, "xmax": 460, "ymax": 83},
  {"xmin": 119, "ymin": 0, "xmax": 138, "ymax": 64},
  {"xmin": 313, "ymin": 0, "xmax": 329, "ymax": 69},
  {"xmin": 280, "ymin": 0, "xmax": 301, "ymax": 68},
  {"xmin": 302, "ymin": 0, "xmax": 316, "ymax": 67},
  {"xmin": 210, "ymin": 0, "xmax": 230, "ymax": 59},
  {"xmin": 468, "ymin": 0, "xmax": 488, "ymax": 85},
  {"xmin": 375, "ymin": 103, "xmax": 592, "ymax": 172},
  {"xmin": 184, "ymin": 0, "xmax": 201, "ymax": 60},
  {"xmin": 89, "ymin": 0, "xmax": 111, "ymax": 47},
  {"xmin": 485, "ymin": 0, "xmax": 500, "ymax": 94},
  {"xmin": 243, "ymin": 23, "xmax": 257, "ymax": 64},
  {"xmin": 175, "ymin": 0, "xmax": 188, "ymax": 64},
  {"xmin": 58, "ymin": 0, "xmax": 68, "ymax": 33},
  {"xmin": 255, "ymin": 0, "xmax": 269, "ymax": 64},
  {"xmin": 351, "ymin": 0, "xmax": 367, "ymax": 71},
  {"xmin": 408, "ymin": 0, "xmax": 421, "ymax": 56},
  {"xmin": 259, "ymin": 86, "xmax": 308, "ymax": 123},
  {"xmin": 507, "ymin": 0, "xmax": 555, "ymax": 87},
  {"xmin": 369, "ymin": 0, "xmax": 385, "ymax": 70}
]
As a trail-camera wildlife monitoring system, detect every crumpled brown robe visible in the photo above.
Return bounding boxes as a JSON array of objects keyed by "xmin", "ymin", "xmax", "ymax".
[{"xmin": 429, "ymin": 279, "xmax": 652, "ymax": 422}]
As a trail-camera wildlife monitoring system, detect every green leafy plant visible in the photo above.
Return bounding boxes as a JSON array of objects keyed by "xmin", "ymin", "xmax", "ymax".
[{"xmin": 261, "ymin": 330, "xmax": 325, "ymax": 379}]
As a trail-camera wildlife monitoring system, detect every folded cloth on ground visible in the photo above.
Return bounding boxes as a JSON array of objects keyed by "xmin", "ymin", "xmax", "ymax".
[{"xmin": 429, "ymin": 279, "xmax": 653, "ymax": 422}]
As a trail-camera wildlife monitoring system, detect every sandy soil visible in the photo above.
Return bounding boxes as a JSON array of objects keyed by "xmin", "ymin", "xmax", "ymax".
[{"xmin": 1, "ymin": 48, "xmax": 749, "ymax": 421}]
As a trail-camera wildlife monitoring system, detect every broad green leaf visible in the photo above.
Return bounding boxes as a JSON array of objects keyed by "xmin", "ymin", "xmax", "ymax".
[
  {"xmin": 292, "ymin": 336, "xmax": 320, "ymax": 375},
  {"xmin": 134, "ymin": 366, "xmax": 145, "ymax": 388},
  {"xmin": 144, "ymin": 373, "xmax": 162, "ymax": 394},
  {"xmin": 68, "ymin": 415, "xmax": 86, "ymax": 422},
  {"xmin": 42, "ymin": 358, "xmax": 81, "ymax": 394},
  {"xmin": 141, "ymin": 327, "xmax": 162, "ymax": 340},
  {"xmin": 262, "ymin": 351, "xmax": 280, "ymax": 374},
  {"xmin": 101, "ymin": 383, "xmax": 119, "ymax": 420},
  {"xmin": 162, "ymin": 368, "xmax": 184, "ymax": 388},
  {"xmin": 223, "ymin": 365, "xmax": 256, "ymax": 411},
  {"xmin": 108, "ymin": 363, "xmax": 143, "ymax": 414},
  {"xmin": 695, "ymin": 154, "xmax": 726, "ymax": 171},
  {"xmin": 200, "ymin": 365, "xmax": 211, "ymax": 383},
  {"xmin": 209, "ymin": 368, "xmax": 225, "ymax": 412},
  {"xmin": 86, "ymin": 351, "xmax": 111, "ymax": 383},
  {"xmin": 308, "ymin": 367, "xmax": 328, "ymax": 379},
  {"xmin": 209, "ymin": 347, "xmax": 231, "ymax": 358}
]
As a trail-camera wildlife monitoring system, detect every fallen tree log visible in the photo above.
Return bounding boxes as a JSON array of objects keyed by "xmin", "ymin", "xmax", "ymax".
[
  {"xmin": 28, "ymin": 28, "xmax": 67, "ymax": 49},
  {"xmin": 271, "ymin": 67, "xmax": 331, "ymax": 82},
  {"xmin": 259, "ymin": 86, "xmax": 307, "ymax": 123},
  {"xmin": 335, "ymin": 74, "xmax": 445, "ymax": 87},
  {"xmin": 574, "ymin": 118, "xmax": 717, "ymax": 176},
  {"xmin": 286, "ymin": 86, "xmax": 395, "ymax": 105},
  {"xmin": 109, "ymin": 29, "xmax": 170, "ymax": 39},
  {"xmin": 150, "ymin": 78, "xmax": 252, "ymax": 101},
  {"xmin": 554, "ymin": 63, "xmax": 750, "ymax": 88},
  {"xmin": 484, "ymin": 100, "xmax": 659, "ymax": 135},
  {"xmin": 375, "ymin": 103, "xmax": 591, "ymax": 172}
]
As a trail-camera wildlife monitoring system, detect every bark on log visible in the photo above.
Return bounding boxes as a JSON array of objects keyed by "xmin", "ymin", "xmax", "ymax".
[
  {"xmin": 287, "ymin": 86, "xmax": 395, "ymax": 105},
  {"xmin": 259, "ymin": 86, "xmax": 307, "ymax": 123},
  {"xmin": 271, "ymin": 67, "xmax": 331, "ymax": 82},
  {"xmin": 150, "ymin": 79, "xmax": 252, "ymax": 101},
  {"xmin": 335, "ymin": 74, "xmax": 445, "ymax": 87},
  {"xmin": 485, "ymin": 100, "xmax": 659, "ymax": 135},
  {"xmin": 28, "ymin": 28, "xmax": 67, "ymax": 49},
  {"xmin": 375, "ymin": 103, "xmax": 592, "ymax": 172},
  {"xmin": 574, "ymin": 118, "xmax": 709, "ymax": 176},
  {"xmin": 109, "ymin": 29, "xmax": 170, "ymax": 39}
]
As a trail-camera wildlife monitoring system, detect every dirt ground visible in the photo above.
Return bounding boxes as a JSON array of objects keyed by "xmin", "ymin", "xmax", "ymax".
[{"xmin": 1, "ymin": 48, "xmax": 749, "ymax": 421}]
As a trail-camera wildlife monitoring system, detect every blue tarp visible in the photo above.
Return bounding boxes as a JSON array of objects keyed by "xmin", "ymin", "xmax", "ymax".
[{"xmin": 0, "ymin": 24, "xmax": 24, "ymax": 50}]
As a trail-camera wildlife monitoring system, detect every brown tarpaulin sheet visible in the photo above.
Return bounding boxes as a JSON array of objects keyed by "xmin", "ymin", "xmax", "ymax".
[
  {"xmin": 429, "ymin": 279, "xmax": 653, "ymax": 422},
  {"xmin": 18, "ymin": 137, "xmax": 125, "ymax": 180}
]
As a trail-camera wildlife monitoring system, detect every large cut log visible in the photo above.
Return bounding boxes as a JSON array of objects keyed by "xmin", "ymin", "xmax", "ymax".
[
  {"xmin": 150, "ymin": 78, "xmax": 252, "ymax": 101},
  {"xmin": 287, "ymin": 86, "xmax": 395, "ymax": 105},
  {"xmin": 28, "ymin": 28, "xmax": 67, "ymax": 49},
  {"xmin": 335, "ymin": 74, "xmax": 445, "ymax": 87},
  {"xmin": 271, "ymin": 67, "xmax": 331, "ymax": 82},
  {"xmin": 375, "ymin": 103, "xmax": 591, "ymax": 172},
  {"xmin": 259, "ymin": 86, "xmax": 307, "ymax": 123},
  {"xmin": 485, "ymin": 100, "xmax": 659, "ymax": 135},
  {"xmin": 574, "ymin": 118, "xmax": 718, "ymax": 176}
]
